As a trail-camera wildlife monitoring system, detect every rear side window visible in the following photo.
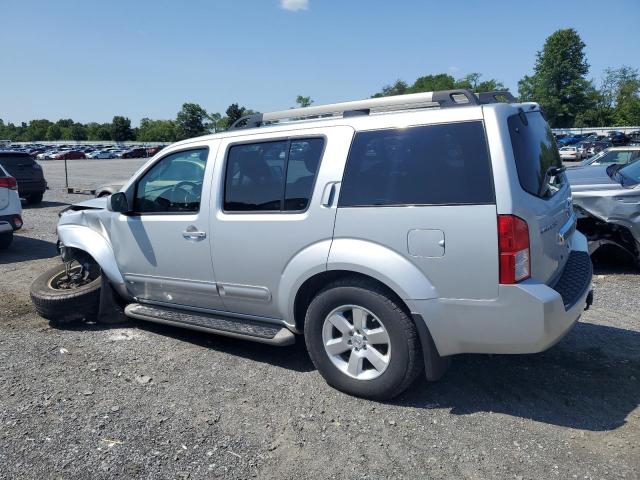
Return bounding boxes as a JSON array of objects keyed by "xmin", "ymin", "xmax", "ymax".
[
  {"xmin": 339, "ymin": 122, "xmax": 494, "ymax": 207},
  {"xmin": 508, "ymin": 111, "xmax": 564, "ymax": 198},
  {"xmin": 224, "ymin": 138, "xmax": 324, "ymax": 212}
]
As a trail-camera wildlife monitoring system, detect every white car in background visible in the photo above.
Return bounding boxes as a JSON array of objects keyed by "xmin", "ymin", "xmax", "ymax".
[
  {"xmin": 87, "ymin": 150, "xmax": 115, "ymax": 159},
  {"xmin": 0, "ymin": 164, "xmax": 24, "ymax": 249},
  {"xmin": 559, "ymin": 146, "xmax": 580, "ymax": 161}
]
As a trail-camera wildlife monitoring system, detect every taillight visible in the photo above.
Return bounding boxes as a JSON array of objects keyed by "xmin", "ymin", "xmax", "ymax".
[
  {"xmin": 498, "ymin": 215, "xmax": 530, "ymax": 284},
  {"xmin": 0, "ymin": 176, "xmax": 17, "ymax": 190},
  {"xmin": 13, "ymin": 216, "xmax": 23, "ymax": 229}
]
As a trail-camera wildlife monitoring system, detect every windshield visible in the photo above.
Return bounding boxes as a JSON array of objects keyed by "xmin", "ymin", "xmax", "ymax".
[
  {"xmin": 619, "ymin": 161, "xmax": 640, "ymax": 187},
  {"xmin": 508, "ymin": 111, "xmax": 564, "ymax": 199},
  {"xmin": 581, "ymin": 150, "xmax": 606, "ymax": 166}
]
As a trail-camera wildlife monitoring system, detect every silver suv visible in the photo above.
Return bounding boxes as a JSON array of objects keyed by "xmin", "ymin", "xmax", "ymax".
[{"xmin": 30, "ymin": 90, "xmax": 593, "ymax": 399}]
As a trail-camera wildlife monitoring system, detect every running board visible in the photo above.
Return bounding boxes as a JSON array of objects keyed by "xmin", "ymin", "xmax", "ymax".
[{"xmin": 124, "ymin": 303, "xmax": 295, "ymax": 346}]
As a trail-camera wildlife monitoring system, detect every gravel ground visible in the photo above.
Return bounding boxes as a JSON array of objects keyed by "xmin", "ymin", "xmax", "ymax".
[{"xmin": 0, "ymin": 159, "xmax": 638, "ymax": 479}]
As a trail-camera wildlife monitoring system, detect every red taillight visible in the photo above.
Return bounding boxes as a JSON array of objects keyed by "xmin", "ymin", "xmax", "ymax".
[
  {"xmin": 0, "ymin": 176, "xmax": 17, "ymax": 190},
  {"xmin": 498, "ymin": 215, "xmax": 531, "ymax": 284}
]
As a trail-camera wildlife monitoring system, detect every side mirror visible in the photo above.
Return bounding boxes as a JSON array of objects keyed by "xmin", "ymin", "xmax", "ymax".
[{"xmin": 108, "ymin": 192, "xmax": 130, "ymax": 213}]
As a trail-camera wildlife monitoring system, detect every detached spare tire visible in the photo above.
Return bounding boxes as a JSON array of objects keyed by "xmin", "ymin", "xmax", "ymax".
[{"xmin": 30, "ymin": 263, "xmax": 101, "ymax": 324}]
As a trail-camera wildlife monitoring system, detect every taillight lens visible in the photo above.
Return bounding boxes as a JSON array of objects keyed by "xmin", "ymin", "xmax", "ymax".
[
  {"xmin": 0, "ymin": 176, "xmax": 18, "ymax": 190},
  {"xmin": 498, "ymin": 215, "xmax": 530, "ymax": 284},
  {"xmin": 13, "ymin": 216, "xmax": 23, "ymax": 229}
]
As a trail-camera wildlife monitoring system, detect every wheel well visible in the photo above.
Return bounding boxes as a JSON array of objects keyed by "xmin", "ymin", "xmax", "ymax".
[
  {"xmin": 577, "ymin": 217, "xmax": 639, "ymax": 258},
  {"xmin": 293, "ymin": 270, "xmax": 411, "ymax": 332}
]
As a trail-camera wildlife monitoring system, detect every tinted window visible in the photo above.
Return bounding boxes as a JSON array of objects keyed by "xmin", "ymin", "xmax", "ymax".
[
  {"xmin": 339, "ymin": 122, "xmax": 494, "ymax": 207},
  {"xmin": 224, "ymin": 138, "xmax": 324, "ymax": 212},
  {"xmin": 284, "ymin": 139, "xmax": 324, "ymax": 210},
  {"xmin": 508, "ymin": 111, "xmax": 564, "ymax": 199},
  {"xmin": 0, "ymin": 154, "xmax": 34, "ymax": 167},
  {"xmin": 134, "ymin": 148, "xmax": 208, "ymax": 213},
  {"xmin": 598, "ymin": 151, "xmax": 632, "ymax": 164}
]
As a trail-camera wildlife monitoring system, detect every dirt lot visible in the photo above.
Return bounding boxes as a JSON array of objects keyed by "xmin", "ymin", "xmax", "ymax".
[{"xmin": 0, "ymin": 159, "xmax": 638, "ymax": 479}]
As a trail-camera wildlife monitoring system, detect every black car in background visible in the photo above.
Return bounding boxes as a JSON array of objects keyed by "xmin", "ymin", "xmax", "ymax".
[
  {"xmin": 0, "ymin": 152, "xmax": 47, "ymax": 204},
  {"xmin": 608, "ymin": 131, "xmax": 631, "ymax": 146}
]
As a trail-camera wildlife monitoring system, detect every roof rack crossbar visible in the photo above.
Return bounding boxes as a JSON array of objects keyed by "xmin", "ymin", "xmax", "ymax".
[{"xmin": 228, "ymin": 89, "xmax": 515, "ymax": 130}]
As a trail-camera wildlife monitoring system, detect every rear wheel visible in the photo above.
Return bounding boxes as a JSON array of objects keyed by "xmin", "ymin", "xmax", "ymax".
[
  {"xmin": 30, "ymin": 262, "xmax": 101, "ymax": 324},
  {"xmin": 304, "ymin": 279, "xmax": 423, "ymax": 400},
  {"xmin": 27, "ymin": 192, "xmax": 44, "ymax": 204},
  {"xmin": 0, "ymin": 232, "xmax": 13, "ymax": 250}
]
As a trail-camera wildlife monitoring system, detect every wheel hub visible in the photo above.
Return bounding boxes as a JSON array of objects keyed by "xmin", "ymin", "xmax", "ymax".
[
  {"xmin": 350, "ymin": 333, "xmax": 365, "ymax": 350},
  {"xmin": 321, "ymin": 305, "xmax": 391, "ymax": 381}
]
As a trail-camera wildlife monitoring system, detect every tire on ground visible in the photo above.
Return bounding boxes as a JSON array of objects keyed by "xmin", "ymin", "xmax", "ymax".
[
  {"xmin": 0, "ymin": 232, "xmax": 13, "ymax": 250},
  {"xmin": 30, "ymin": 263, "xmax": 101, "ymax": 324},
  {"xmin": 304, "ymin": 278, "xmax": 423, "ymax": 400},
  {"xmin": 27, "ymin": 193, "xmax": 44, "ymax": 205}
]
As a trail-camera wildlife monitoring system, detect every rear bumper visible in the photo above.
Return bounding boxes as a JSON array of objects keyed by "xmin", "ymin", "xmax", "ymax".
[
  {"xmin": 410, "ymin": 231, "xmax": 593, "ymax": 356},
  {"xmin": 17, "ymin": 179, "xmax": 47, "ymax": 195}
]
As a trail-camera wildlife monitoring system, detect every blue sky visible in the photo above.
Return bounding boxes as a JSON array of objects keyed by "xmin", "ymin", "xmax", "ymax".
[{"xmin": 2, "ymin": 0, "xmax": 639, "ymax": 125}]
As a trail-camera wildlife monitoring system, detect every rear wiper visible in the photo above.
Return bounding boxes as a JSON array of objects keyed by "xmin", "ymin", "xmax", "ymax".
[{"xmin": 539, "ymin": 166, "xmax": 566, "ymax": 197}]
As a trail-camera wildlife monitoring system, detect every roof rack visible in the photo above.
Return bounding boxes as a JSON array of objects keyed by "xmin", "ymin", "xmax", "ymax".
[{"xmin": 229, "ymin": 89, "xmax": 515, "ymax": 130}]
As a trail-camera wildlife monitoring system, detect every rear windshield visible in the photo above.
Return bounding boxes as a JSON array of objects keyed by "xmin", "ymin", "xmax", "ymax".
[
  {"xmin": 0, "ymin": 155, "xmax": 34, "ymax": 167},
  {"xmin": 508, "ymin": 111, "xmax": 564, "ymax": 199}
]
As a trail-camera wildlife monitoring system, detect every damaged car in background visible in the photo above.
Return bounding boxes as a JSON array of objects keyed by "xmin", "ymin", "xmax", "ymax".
[{"xmin": 567, "ymin": 161, "xmax": 640, "ymax": 267}]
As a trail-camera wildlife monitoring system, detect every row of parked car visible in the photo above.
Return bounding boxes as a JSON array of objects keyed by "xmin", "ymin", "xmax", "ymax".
[
  {"xmin": 0, "ymin": 143, "xmax": 165, "ymax": 161},
  {"xmin": 557, "ymin": 131, "xmax": 639, "ymax": 162}
]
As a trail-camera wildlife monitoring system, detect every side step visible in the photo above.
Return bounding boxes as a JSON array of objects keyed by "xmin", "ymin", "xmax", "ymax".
[{"xmin": 124, "ymin": 303, "xmax": 295, "ymax": 346}]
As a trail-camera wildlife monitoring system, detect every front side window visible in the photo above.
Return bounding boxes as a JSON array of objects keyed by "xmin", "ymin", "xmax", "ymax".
[
  {"xmin": 224, "ymin": 138, "xmax": 324, "ymax": 212},
  {"xmin": 134, "ymin": 148, "xmax": 208, "ymax": 213},
  {"xmin": 339, "ymin": 122, "xmax": 494, "ymax": 207}
]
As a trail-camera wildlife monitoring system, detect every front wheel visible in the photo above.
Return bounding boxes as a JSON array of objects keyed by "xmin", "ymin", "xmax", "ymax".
[
  {"xmin": 304, "ymin": 279, "xmax": 423, "ymax": 400},
  {"xmin": 0, "ymin": 232, "xmax": 13, "ymax": 250},
  {"xmin": 30, "ymin": 262, "xmax": 101, "ymax": 324}
]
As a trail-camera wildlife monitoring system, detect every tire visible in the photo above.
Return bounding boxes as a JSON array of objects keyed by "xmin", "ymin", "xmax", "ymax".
[
  {"xmin": 0, "ymin": 232, "xmax": 13, "ymax": 250},
  {"xmin": 27, "ymin": 192, "xmax": 44, "ymax": 205},
  {"xmin": 30, "ymin": 263, "xmax": 101, "ymax": 324},
  {"xmin": 304, "ymin": 278, "xmax": 423, "ymax": 400}
]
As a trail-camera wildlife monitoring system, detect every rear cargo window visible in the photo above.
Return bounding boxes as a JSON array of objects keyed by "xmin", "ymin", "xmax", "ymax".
[
  {"xmin": 508, "ymin": 111, "xmax": 564, "ymax": 198},
  {"xmin": 0, "ymin": 155, "xmax": 34, "ymax": 167},
  {"xmin": 339, "ymin": 121, "xmax": 494, "ymax": 207}
]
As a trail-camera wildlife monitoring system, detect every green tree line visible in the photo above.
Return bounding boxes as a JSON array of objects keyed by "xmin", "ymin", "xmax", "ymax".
[{"xmin": 2, "ymin": 28, "xmax": 638, "ymax": 142}]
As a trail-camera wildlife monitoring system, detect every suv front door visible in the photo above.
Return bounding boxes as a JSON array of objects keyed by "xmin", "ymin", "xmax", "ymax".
[{"xmin": 111, "ymin": 143, "xmax": 224, "ymax": 310}]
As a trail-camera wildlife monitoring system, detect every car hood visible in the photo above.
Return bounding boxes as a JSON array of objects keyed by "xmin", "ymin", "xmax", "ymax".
[{"xmin": 565, "ymin": 165, "xmax": 623, "ymax": 192}]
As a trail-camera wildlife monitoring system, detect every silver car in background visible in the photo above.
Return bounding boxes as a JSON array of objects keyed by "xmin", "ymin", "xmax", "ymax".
[{"xmin": 567, "ymin": 162, "xmax": 640, "ymax": 267}]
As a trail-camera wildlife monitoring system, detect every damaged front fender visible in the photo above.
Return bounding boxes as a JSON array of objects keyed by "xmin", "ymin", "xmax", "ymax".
[{"xmin": 57, "ymin": 206, "xmax": 129, "ymax": 299}]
